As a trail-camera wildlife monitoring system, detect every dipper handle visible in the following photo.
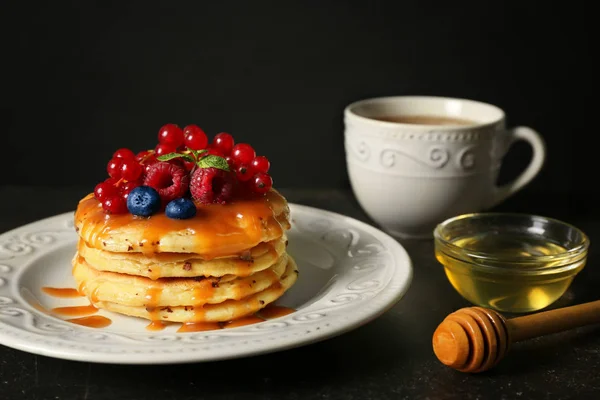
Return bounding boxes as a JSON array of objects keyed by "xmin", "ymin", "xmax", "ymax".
[{"xmin": 432, "ymin": 300, "xmax": 600, "ymax": 373}]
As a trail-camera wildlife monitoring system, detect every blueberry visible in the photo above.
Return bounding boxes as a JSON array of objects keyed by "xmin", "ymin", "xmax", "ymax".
[
  {"xmin": 165, "ymin": 198, "xmax": 197, "ymax": 219},
  {"xmin": 127, "ymin": 186, "xmax": 161, "ymax": 217}
]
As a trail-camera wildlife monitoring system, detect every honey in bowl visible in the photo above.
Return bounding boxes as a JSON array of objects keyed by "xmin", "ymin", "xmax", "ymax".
[{"xmin": 434, "ymin": 213, "xmax": 589, "ymax": 313}]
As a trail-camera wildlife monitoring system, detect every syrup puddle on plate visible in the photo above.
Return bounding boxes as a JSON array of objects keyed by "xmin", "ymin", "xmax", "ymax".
[
  {"xmin": 52, "ymin": 304, "xmax": 98, "ymax": 317},
  {"xmin": 38, "ymin": 286, "xmax": 109, "ymax": 328},
  {"xmin": 66, "ymin": 315, "xmax": 112, "ymax": 328},
  {"xmin": 41, "ymin": 286, "xmax": 296, "ymax": 332},
  {"xmin": 41, "ymin": 287, "xmax": 84, "ymax": 298}
]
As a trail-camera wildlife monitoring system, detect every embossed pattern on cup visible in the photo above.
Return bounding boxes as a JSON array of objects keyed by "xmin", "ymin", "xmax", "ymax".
[{"xmin": 344, "ymin": 96, "xmax": 545, "ymax": 239}]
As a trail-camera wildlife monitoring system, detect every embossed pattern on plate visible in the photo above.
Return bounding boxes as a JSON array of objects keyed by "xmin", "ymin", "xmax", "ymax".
[{"xmin": 0, "ymin": 204, "xmax": 413, "ymax": 364}]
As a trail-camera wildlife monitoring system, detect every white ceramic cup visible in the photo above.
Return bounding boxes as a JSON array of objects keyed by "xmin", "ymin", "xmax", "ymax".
[{"xmin": 344, "ymin": 96, "xmax": 546, "ymax": 239}]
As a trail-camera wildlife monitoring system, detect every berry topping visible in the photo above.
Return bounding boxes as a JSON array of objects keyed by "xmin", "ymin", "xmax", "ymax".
[
  {"xmin": 182, "ymin": 160, "xmax": 196, "ymax": 172},
  {"xmin": 120, "ymin": 158, "xmax": 143, "ymax": 181},
  {"xmin": 96, "ymin": 122, "xmax": 276, "ymax": 214},
  {"xmin": 212, "ymin": 132, "xmax": 234, "ymax": 155},
  {"xmin": 113, "ymin": 148, "xmax": 136, "ymax": 160},
  {"xmin": 190, "ymin": 167, "xmax": 234, "ymax": 205},
  {"xmin": 252, "ymin": 172, "xmax": 273, "ymax": 194},
  {"xmin": 183, "ymin": 125, "xmax": 208, "ymax": 150},
  {"xmin": 136, "ymin": 151, "xmax": 158, "ymax": 175},
  {"xmin": 94, "ymin": 181, "xmax": 118, "ymax": 201},
  {"xmin": 235, "ymin": 164, "xmax": 253, "ymax": 181},
  {"xmin": 206, "ymin": 147, "xmax": 225, "ymax": 157},
  {"xmin": 155, "ymin": 143, "xmax": 177, "ymax": 156},
  {"xmin": 119, "ymin": 180, "xmax": 141, "ymax": 201},
  {"xmin": 250, "ymin": 156, "xmax": 270, "ymax": 174},
  {"xmin": 107, "ymin": 158, "xmax": 123, "ymax": 179},
  {"xmin": 126, "ymin": 186, "xmax": 161, "ymax": 217},
  {"xmin": 158, "ymin": 124, "xmax": 184, "ymax": 148},
  {"xmin": 143, "ymin": 162, "xmax": 190, "ymax": 205},
  {"xmin": 135, "ymin": 150, "xmax": 154, "ymax": 163},
  {"xmin": 231, "ymin": 143, "xmax": 256, "ymax": 166},
  {"xmin": 102, "ymin": 196, "xmax": 128, "ymax": 214},
  {"xmin": 165, "ymin": 198, "xmax": 197, "ymax": 219}
]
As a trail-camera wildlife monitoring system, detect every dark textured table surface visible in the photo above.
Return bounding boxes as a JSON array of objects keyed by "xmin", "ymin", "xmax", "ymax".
[{"xmin": 0, "ymin": 186, "xmax": 598, "ymax": 400}]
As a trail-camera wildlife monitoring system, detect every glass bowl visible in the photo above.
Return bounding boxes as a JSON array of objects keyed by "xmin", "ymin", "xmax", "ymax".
[{"xmin": 433, "ymin": 213, "xmax": 589, "ymax": 313}]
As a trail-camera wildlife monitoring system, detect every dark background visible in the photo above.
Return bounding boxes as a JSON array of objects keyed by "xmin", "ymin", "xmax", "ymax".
[
  {"xmin": 0, "ymin": 3, "xmax": 597, "ymax": 399},
  {"xmin": 0, "ymin": 1, "xmax": 590, "ymax": 210}
]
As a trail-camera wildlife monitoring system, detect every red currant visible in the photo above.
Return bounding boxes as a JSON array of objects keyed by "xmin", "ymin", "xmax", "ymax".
[
  {"xmin": 225, "ymin": 155, "xmax": 234, "ymax": 167},
  {"xmin": 119, "ymin": 180, "xmax": 141, "ymax": 201},
  {"xmin": 155, "ymin": 143, "xmax": 177, "ymax": 156},
  {"xmin": 252, "ymin": 172, "xmax": 273, "ymax": 194},
  {"xmin": 206, "ymin": 147, "xmax": 225, "ymax": 157},
  {"xmin": 105, "ymin": 177, "xmax": 119, "ymax": 186},
  {"xmin": 113, "ymin": 148, "xmax": 136, "ymax": 160},
  {"xmin": 107, "ymin": 158, "xmax": 123, "ymax": 179},
  {"xmin": 102, "ymin": 196, "xmax": 128, "ymax": 214},
  {"xmin": 94, "ymin": 181, "xmax": 118, "ymax": 201},
  {"xmin": 212, "ymin": 132, "xmax": 235, "ymax": 155},
  {"xmin": 235, "ymin": 164, "xmax": 253, "ymax": 182},
  {"xmin": 158, "ymin": 124, "xmax": 184, "ymax": 148},
  {"xmin": 120, "ymin": 159, "xmax": 143, "ymax": 181},
  {"xmin": 231, "ymin": 143, "xmax": 256, "ymax": 165},
  {"xmin": 183, "ymin": 125, "xmax": 208, "ymax": 150},
  {"xmin": 135, "ymin": 150, "xmax": 154, "ymax": 163},
  {"xmin": 250, "ymin": 156, "xmax": 270, "ymax": 174}
]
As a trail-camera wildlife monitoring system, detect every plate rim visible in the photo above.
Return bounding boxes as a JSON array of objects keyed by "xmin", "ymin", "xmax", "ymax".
[{"xmin": 0, "ymin": 202, "xmax": 413, "ymax": 364}]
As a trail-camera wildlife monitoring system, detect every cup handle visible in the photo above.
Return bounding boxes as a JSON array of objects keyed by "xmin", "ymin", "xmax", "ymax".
[{"xmin": 487, "ymin": 126, "xmax": 546, "ymax": 209}]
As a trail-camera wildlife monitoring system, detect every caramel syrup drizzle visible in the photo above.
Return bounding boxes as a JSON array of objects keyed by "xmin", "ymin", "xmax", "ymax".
[
  {"xmin": 74, "ymin": 190, "xmax": 285, "ymax": 259},
  {"xmin": 43, "ymin": 284, "xmax": 294, "ymax": 332},
  {"xmin": 41, "ymin": 287, "xmax": 83, "ymax": 298},
  {"xmin": 40, "ymin": 286, "xmax": 111, "ymax": 328}
]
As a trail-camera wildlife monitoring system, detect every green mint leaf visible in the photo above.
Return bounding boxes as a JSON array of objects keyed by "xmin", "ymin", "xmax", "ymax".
[
  {"xmin": 197, "ymin": 155, "xmax": 230, "ymax": 171},
  {"xmin": 190, "ymin": 148, "xmax": 207, "ymax": 156},
  {"xmin": 189, "ymin": 148, "xmax": 208, "ymax": 160},
  {"xmin": 157, "ymin": 153, "xmax": 195, "ymax": 162}
]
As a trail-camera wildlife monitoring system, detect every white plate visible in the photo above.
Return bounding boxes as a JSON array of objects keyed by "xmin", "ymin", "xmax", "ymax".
[{"xmin": 0, "ymin": 203, "xmax": 412, "ymax": 364}]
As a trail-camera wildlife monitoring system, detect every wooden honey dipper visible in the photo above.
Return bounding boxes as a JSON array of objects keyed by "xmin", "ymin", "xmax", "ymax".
[{"xmin": 432, "ymin": 300, "xmax": 600, "ymax": 373}]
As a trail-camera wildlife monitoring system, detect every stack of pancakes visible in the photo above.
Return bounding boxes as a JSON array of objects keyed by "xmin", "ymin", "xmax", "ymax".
[{"xmin": 72, "ymin": 189, "xmax": 297, "ymax": 324}]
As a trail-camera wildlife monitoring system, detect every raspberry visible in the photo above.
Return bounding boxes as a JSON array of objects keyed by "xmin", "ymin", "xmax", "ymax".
[
  {"xmin": 190, "ymin": 167, "xmax": 234, "ymax": 205},
  {"xmin": 143, "ymin": 162, "xmax": 190, "ymax": 205}
]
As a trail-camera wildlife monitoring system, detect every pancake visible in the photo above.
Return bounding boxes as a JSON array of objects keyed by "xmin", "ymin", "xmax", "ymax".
[
  {"xmin": 73, "ymin": 252, "xmax": 288, "ymax": 307},
  {"xmin": 90, "ymin": 256, "xmax": 299, "ymax": 323},
  {"xmin": 74, "ymin": 189, "xmax": 290, "ymax": 257},
  {"xmin": 77, "ymin": 235, "xmax": 287, "ymax": 279}
]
